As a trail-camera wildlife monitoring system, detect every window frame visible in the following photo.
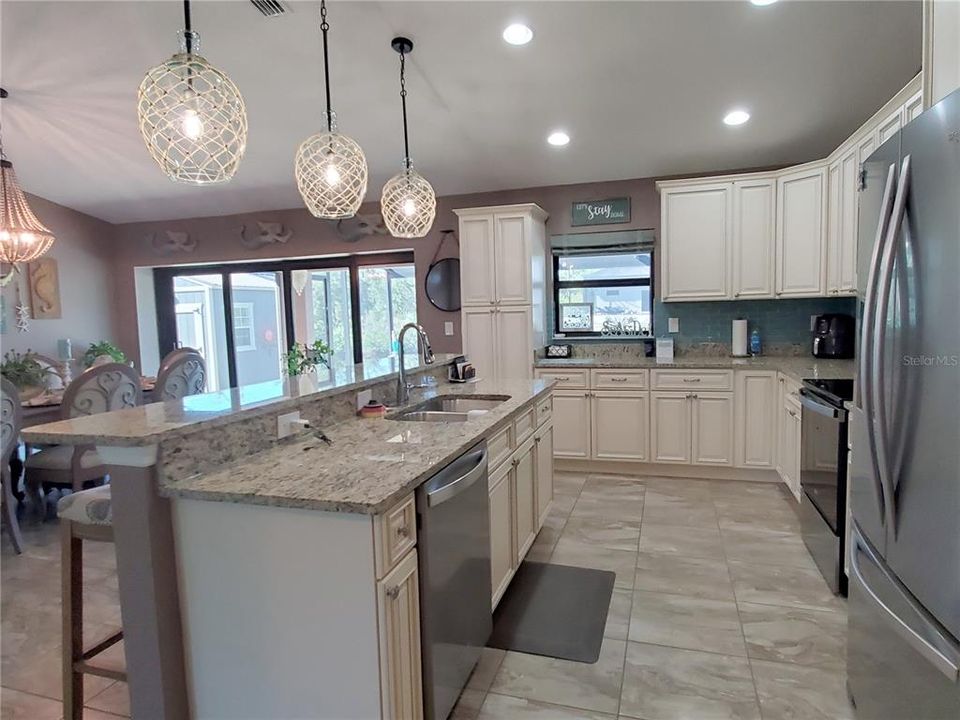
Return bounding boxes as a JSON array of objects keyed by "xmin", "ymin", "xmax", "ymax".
[
  {"xmin": 552, "ymin": 249, "xmax": 654, "ymax": 338},
  {"xmin": 154, "ymin": 251, "xmax": 415, "ymax": 387},
  {"xmin": 231, "ymin": 302, "xmax": 257, "ymax": 351}
]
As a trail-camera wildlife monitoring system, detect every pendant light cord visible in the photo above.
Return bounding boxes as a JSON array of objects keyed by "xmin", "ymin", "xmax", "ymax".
[
  {"xmin": 0, "ymin": 88, "xmax": 9, "ymax": 168},
  {"xmin": 399, "ymin": 49, "xmax": 410, "ymax": 169},
  {"xmin": 183, "ymin": 0, "xmax": 193, "ymax": 54},
  {"xmin": 320, "ymin": 0, "xmax": 333, "ymax": 131}
]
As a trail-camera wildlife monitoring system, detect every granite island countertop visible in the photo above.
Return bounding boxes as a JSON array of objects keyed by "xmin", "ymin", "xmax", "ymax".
[
  {"xmin": 21, "ymin": 354, "xmax": 460, "ymax": 447},
  {"xmin": 535, "ymin": 355, "xmax": 855, "ymax": 384},
  {"xmin": 157, "ymin": 377, "xmax": 554, "ymax": 515}
]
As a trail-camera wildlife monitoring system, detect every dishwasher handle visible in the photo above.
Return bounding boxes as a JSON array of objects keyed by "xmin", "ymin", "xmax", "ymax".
[{"xmin": 427, "ymin": 447, "xmax": 488, "ymax": 507}]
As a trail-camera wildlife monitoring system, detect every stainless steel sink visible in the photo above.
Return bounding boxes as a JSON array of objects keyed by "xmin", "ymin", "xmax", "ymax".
[{"xmin": 389, "ymin": 395, "xmax": 510, "ymax": 423}]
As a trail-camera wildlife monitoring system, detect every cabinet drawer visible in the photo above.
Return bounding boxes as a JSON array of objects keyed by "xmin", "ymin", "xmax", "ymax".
[
  {"xmin": 374, "ymin": 494, "xmax": 417, "ymax": 580},
  {"xmin": 652, "ymin": 369, "xmax": 733, "ymax": 391},
  {"xmin": 535, "ymin": 368, "xmax": 588, "ymax": 389},
  {"xmin": 536, "ymin": 395, "xmax": 553, "ymax": 426},
  {"xmin": 487, "ymin": 423, "xmax": 514, "ymax": 473},
  {"xmin": 514, "ymin": 405, "xmax": 537, "ymax": 444},
  {"xmin": 592, "ymin": 369, "xmax": 649, "ymax": 390}
]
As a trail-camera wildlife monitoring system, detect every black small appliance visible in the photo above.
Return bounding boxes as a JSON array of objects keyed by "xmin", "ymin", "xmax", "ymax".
[{"xmin": 811, "ymin": 314, "xmax": 855, "ymax": 359}]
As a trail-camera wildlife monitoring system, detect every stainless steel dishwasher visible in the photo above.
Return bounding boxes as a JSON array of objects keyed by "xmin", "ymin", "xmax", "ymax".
[{"xmin": 416, "ymin": 441, "xmax": 492, "ymax": 720}]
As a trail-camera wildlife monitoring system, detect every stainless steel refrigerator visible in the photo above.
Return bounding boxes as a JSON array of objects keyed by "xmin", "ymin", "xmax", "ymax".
[{"xmin": 847, "ymin": 85, "xmax": 960, "ymax": 718}]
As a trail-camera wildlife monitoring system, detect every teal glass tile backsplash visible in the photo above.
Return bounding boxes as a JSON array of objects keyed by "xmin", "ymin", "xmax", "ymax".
[{"xmin": 653, "ymin": 297, "xmax": 857, "ymax": 344}]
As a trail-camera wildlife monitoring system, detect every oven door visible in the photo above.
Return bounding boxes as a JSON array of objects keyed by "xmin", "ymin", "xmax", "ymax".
[{"xmin": 799, "ymin": 389, "xmax": 846, "ymax": 532}]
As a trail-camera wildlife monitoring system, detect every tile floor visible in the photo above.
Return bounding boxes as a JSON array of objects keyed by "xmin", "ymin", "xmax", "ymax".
[
  {"xmin": 1, "ymin": 472, "xmax": 853, "ymax": 720},
  {"xmin": 1, "ymin": 519, "xmax": 129, "ymax": 719},
  {"xmin": 453, "ymin": 472, "xmax": 854, "ymax": 720}
]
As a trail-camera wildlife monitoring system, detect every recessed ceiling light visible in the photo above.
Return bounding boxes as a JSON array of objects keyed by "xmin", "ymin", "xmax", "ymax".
[
  {"xmin": 547, "ymin": 131, "xmax": 570, "ymax": 147},
  {"xmin": 503, "ymin": 23, "xmax": 533, "ymax": 46},
  {"xmin": 723, "ymin": 109, "xmax": 751, "ymax": 126},
  {"xmin": 750, "ymin": 0, "xmax": 778, "ymax": 6}
]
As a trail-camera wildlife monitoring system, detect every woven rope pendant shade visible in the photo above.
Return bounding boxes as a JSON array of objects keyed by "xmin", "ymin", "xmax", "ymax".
[
  {"xmin": 137, "ymin": 32, "xmax": 247, "ymax": 185},
  {"xmin": 295, "ymin": 118, "xmax": 368, "ymax": 219},
  {"xmin": 381, "ymin": 166, "xmax": 436, "ymax": 239},
  {"xmin": 0, "ymin": 162, "xmax": 55, "ymax": 264}
]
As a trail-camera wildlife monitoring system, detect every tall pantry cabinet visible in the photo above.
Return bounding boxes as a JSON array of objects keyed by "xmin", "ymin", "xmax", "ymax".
[{"xmin": 455, "ymin": 204, "xmax": 549, "ymax": 381}]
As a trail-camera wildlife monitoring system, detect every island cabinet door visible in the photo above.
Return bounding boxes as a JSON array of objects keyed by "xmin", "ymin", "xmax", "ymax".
[
  {"xmin": 489, "ymin": 462, "xmax": 515, "ymax": 609},
  {"xmin": 590, "ymin": 391, "xmax": 649, "ymax": 461},
  {"xmin": 535, "ymin": 422, "xmax": 554, "ymax": 527},
  {"xmin": 650, "ymin": 392, "xmax": 692, "ymax": 464},
  {"xmin": 513, "ymin": 437, "xmax": 538, "ymax": 564},
  {"xmin": 377, "ymin": 549, "xmax": 423, "ymax": 720},
  {"xmin": 552, "ymin": 391, "xmax": 591, "ymax": 459}
]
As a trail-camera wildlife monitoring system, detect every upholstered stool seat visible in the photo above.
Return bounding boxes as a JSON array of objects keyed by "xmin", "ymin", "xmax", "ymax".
[{"xmin": 57, "ymin": 485, "xmax": 112, "ymax": 526}]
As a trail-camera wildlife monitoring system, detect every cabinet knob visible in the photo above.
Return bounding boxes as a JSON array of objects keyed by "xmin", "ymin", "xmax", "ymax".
[
  {"xmin": 396, "ymin": 525, "xmax": 409, "ymax": 538},
  {"xmin": 385, "ymin": 586, "xmax": 401, "ymax": 600}
]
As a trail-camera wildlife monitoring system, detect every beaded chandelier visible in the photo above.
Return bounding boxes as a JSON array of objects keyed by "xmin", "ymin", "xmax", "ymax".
[
  {"xmin": 0, "ymin": 89, "xmax": 55, "ymax": 268},
  {"xmin": 380, "ymin": 37, "xmax": 436, "ymax": 239},
  {"xmin": 295, "ymin": 0, "xmax": 368, "ymax": 219},
  {"xmin": 137, "ymin": 1, "xmax": 247, "ymax": 185}
]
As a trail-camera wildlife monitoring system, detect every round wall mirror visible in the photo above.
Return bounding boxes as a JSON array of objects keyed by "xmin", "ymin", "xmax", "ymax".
[{"xmin": 425, "ymin": 258, "xmax": 461, "ymax": 311}]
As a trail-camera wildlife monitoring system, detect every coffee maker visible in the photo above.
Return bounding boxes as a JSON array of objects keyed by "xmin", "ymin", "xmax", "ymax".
[{"xmin": 811, "ymin": 314, "xmax": 855, "ymax": 359}]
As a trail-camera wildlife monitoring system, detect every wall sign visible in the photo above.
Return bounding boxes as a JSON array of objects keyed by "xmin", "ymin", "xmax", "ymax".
[{"xmin": 571, "ymin": 197, "xmax": 631, "ymax": 227}]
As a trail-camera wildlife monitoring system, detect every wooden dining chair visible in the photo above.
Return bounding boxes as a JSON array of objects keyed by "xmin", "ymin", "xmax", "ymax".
[
  {"xmin": 1, "ymin": 377, "xmax": 25, "ymax": 554},
  {"xmin": 24, "ymin": 363, "xmax": 143, "ymax": 503},
  {"xmin": 155, "ymin": 347, "xmax": 206, "ymax": 401}
]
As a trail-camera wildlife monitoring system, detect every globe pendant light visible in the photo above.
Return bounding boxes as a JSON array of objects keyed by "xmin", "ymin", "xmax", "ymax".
[
  {"xmin": 380, "ymin": 37, "xmax": 436, "ymax": 239},
  {"xmin": 137, "ymin": 0, "xmax": 248, "ymax": 185},
  {"xmin": 295, "ymin": 0, "xmax": 368, "ymax": 219},
  {"xmin": 0, "ymin": 88, "xmax": 56, "ymax": 280}
]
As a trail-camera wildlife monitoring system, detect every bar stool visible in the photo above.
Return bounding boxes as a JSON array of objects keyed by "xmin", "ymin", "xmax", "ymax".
[{"xmin": 58, "ymin": 486, "xmax": 126, "ymax": 719}]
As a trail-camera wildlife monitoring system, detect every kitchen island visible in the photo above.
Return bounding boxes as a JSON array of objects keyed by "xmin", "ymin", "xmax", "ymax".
[{"xmin": 22, "ymin": 355, "xmax": 555, "ymax": 720}]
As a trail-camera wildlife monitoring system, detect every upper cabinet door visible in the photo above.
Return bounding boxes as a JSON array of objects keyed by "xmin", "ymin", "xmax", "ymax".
[
  {"xmin": 731, "ymin": 179, "xmax": 776, "ymax": 299},
  {"xmin": 462, "ymin": 307, "xmax": 498, "ymax": 381},
  {"xmin": 876, "ymin": 107, "xmax": 903, "ymax": 145},
  {"xmin": 661, "ymin": 184, "xmax": 731, "ymax": 301},
  {"xmin": 459, "ymin": 215, "xmax": 496, "ymax": 306},
  {"xmin": 903, "ymin": 90, "xmax": 923, "ymax": 123},
  {"xmin": 496, "ymin": 305, "xmax": 533, "ymax": 380},
  {"xmin": 826, "ymin": 145, "xmax": 859, "ymax": 295},
  {"xmin": 494, "ymin": 213, "xmax": 531, "ymax": 305},
  {"xmin": 776, "ymin": 166, "xmax": 827, "ymax": 297}
]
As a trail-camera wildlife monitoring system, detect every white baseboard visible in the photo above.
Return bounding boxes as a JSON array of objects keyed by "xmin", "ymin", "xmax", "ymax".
[{"xmin": 555, "ymin": 458, "xmax": 781, "ymax": 484}]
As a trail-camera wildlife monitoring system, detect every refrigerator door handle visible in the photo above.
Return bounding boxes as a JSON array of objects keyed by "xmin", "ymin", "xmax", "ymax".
[
  {"xmin": 872, "ymin": 155, "xmax": 912, "ymax": 535},
  {"xmin": 851, "ymin": 527, "xmax": 960, "ymax": 683},
  {"xmin": 859, "ymin": 161, "xmax": 897, "ymax": 518}
]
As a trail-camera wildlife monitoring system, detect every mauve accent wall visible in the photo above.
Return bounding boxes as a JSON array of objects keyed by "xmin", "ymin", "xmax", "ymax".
[
  {"xmin": 0, "ymin": 194, "xmax": 119, "ymax": 359},
  {"xmin": 108, "ymin": 177, "xmax": 663, "ymax": 368}
]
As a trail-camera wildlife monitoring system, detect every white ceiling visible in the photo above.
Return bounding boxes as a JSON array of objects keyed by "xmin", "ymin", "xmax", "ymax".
[{"xmin": 0, "ymin": 1, "xmax": 921, "ymax": 224}]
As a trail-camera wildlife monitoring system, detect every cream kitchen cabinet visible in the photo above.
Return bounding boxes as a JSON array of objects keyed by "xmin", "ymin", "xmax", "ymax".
[
  {"xmin": 876, "ymin": 107, "xmax": 903, "ymax": 145},
  {"xmin": 734, "ymin": 370, "xmax": 778, "ymax": 469},
  {"xmin": 456, "ymin": 204, "xmax": 547, "ymax": 381},
  {"xmin": 691, "ymin": 392, "xmax": 735, "ymax": 466},
  {"xmin": 513, "ymin": 437, "xmax": 537, "ymax": 563},
  {"xmin": 826, "ymin": 145, "xmax": 860, "ymax": 295},
  {"xmin": 461, "ymin": 305, "xmax": 533, "ymax": 381},
  {"xmin": 778, "ymin": 395, "xmax": 803, "ymax": 501},
  {"xmin": 776, "ymin": 164, "xmax": 827, "ymax": 297},
  {"xmin": 552, "ymin": 390, "xmax": 592, "ymax": 459},
  {"xmin": 377, "ymin": 549, "xmax": 423, "ymax": 720},
  {"xmin": 904, "ymin": 90, "xmax": 923, "ymax": 122},
  {"xmin": 650, "ymin": 391, "xmax": 692, "ymax": 464},
  {"xmin": 659, "ymin": 183, "xmax": 731, "ymax": 301},
  {"xmin": 488, "ymin": 460, "xmax": 514, "ymax": 607},
  {"xmin": 591, "ymin": 391, "xmax": 649, "ymax": 461},
  {"xmin": 534, "ymin": 422, "xmax": 554, "ymax": 526},
  {"xmin": 732, "ymin": 178, "xmax": 777, "ymax": 299}
]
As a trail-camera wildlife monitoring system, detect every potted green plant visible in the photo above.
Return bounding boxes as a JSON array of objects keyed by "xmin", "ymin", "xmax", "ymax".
[
  {"xmin": 82, "ymin": 341, "xmax": 126, "ymax": 369},
  {"xmin": 0, "ymin": 350, "xmax": 51, "ymax": 400},
  {"xmin": 283, "ymin": 340, "xmax": 333, "ymax": 377}
]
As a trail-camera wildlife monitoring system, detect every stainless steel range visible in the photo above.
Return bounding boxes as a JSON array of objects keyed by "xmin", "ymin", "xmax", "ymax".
[{"xmin": 798, "ymin": 378, "xmax": 854, "ymax": 596}]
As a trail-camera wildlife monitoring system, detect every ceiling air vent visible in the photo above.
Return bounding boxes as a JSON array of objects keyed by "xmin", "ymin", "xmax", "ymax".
[{"xmin": 249, "ymin": 0, "xmax": 288, "ymax": 18}]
